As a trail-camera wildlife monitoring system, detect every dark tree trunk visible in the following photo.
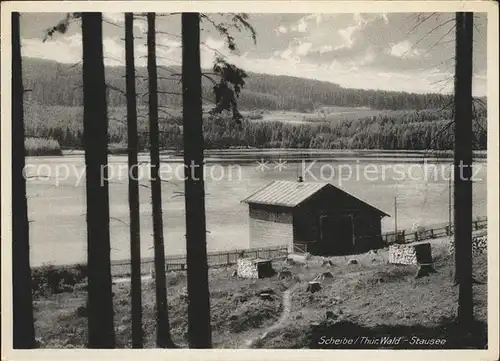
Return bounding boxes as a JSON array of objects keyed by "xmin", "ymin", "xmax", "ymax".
[
  {"xmin": 125, "ymin": 12, "xmax": 143, "ymax": 348},
  {"xmin": 147, "ymin": 12, "xmax": 174, "ymax": 348},
  {"xmin": 453, "ymin": 12, "xmax": 474, "ymax": 325},
  {"xmin": 81, "ymin": 13, "xmax": 115, "ymax": 348},
  {"xmin": 12, "ymin": 12, "xmax": 36, "ymax": 349},
  {"xmin": 182, "ymin": 12, "xmax": 212, "ymax": 349}
]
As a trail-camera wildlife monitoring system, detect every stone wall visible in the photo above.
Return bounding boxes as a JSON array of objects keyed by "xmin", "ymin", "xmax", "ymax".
[
  {"xmin": 448, "ymin": 235, "xmax": 487, "ymax": 255},
  {"xmin": 388, "ymin": 242, "xmax": 433, "ymax": 265}
]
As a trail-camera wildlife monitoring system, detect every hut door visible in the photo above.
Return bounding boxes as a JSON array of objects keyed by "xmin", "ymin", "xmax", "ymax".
[
  {"xmin": 335, "ymin": 215, "xmax": 354, "ymax": 254},
  {"xmin": 321, "ymin": 215, "xmax": 353, "ymax": 255},
  {"xmin": 320, "ymin": 216, "xmax": 335, "ymax": 253}
]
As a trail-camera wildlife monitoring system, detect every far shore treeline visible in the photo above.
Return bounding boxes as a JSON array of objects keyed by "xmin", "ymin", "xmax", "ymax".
[{"xmin": 23, "ymin": 57, "xmax": 487, "ymax": 155}]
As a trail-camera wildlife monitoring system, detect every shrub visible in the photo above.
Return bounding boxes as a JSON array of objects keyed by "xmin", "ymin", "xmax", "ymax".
[
  {"xmin": 25, "ymin": 137, "xmax": 62, "ymax": 156},
  {"xmin": 32, "ymin": 264, "xmax": 88, "ymax": 296},
  {"xmin": 227, "ymin": 298, "xmax": 282, "ymax": 333},
  {"xmin": 108, "ymin": 143, "xmax": 128, "ymax": 155}
]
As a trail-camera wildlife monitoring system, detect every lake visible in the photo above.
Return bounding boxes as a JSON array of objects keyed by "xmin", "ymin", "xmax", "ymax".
[{"xmin": 25, "ymin": 151, "xmax": 487, "ymax": 266}]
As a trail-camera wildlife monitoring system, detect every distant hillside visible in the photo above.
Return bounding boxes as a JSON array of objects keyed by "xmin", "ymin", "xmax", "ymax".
[
  {"xmin": 22, "ymin": 57, "xmax": 454, "ymax": 112},
  {"xmin": 23, "ymin": 101, "xmax": 487, "ymax": 152}
]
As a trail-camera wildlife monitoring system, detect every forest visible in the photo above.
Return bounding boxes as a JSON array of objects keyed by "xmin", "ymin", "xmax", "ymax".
[
  {"xmin": 21, "ymin": 57, "xmax": 488, "ymax": 152},
  {"xmin": 23, "ymin": 57, "xmax": 460, "ymax": 112},
  {"xmin": 21, "ymin": 57, "xmax": 488, "ymax": 153},
  {"xmin": 24, "ymin": 102, "xmax": 487, "ymax": 152}
]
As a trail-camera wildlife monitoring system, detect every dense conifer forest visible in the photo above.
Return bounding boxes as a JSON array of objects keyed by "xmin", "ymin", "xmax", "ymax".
[{"xmin": 22, "ymin": 57, "xmax": 487, "ymax": 151}]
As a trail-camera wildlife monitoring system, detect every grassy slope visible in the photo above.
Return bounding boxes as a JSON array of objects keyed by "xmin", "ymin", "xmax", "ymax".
[
  {"xmin": 25, "ymin": 137, "xmax": 62, "ymax": 156},
  {"xmin": 242, "ymin": 107, "xmax": 409, "ymax": 125},
  {"xmin": 33, "ymin": 235, "xmax": 487, "ymax": 349}
]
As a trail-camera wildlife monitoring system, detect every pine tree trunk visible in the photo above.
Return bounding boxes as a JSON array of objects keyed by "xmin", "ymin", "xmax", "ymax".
[
  {"xmin": 453, "ymin": 12, "xmax": 474, "ymax": 325},
  {"xmin": 125, "ymin": 12, "xmax": 143, "ymax": 348},
  {"xmin": 81, "ymin": 12, "xmax": 115, "ymax": 348},
  {"xmin": 12, "ymin": 12, "xmax": 36, "ymax": 349},
  {"xmin": 147, "ymin": 12, "xmax": 174, "ymax": 348},
  {"xmin": 182, "ymin": 12, "xmax": 212, "ymax": 349}
]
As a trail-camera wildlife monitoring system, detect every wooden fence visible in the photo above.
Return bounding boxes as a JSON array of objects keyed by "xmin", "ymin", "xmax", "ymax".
[
  {"xmin": 291, "ymin": 218, "xmax": 488, "ymax": 255},
  {"xmin": 110, "ymin": 245, "xmax": 288, "ymax": 277},
  {"xmin": 381, "ymin": 218, "xmax": 487, "ymax": 245},
  {"xmin": 61, "ymin": 218, "xmax": 487, "ymax": 277}
]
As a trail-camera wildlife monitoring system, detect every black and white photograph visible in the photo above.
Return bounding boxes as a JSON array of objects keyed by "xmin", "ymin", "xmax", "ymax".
[{"xmin": 1, "ymin": 1, "xmax": 499, "ymax": 358}]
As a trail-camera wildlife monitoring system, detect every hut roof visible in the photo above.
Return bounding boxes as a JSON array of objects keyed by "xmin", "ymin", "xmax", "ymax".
[{"xmin": 241, "ymin": 180, "xmax": 389, "ymax": 217}]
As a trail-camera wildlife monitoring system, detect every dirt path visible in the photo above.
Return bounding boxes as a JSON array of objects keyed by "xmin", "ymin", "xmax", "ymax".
[{"xmin": 244, "ymin": 283, "xmax": 301, "ymax": 348}]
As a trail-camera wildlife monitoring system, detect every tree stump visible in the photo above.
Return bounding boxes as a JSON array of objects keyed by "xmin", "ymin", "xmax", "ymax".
[
  {"xmin": 415, "ymin": 263, "xmax": 437, "ymax": 278},
  {"xmin": 278, "ymin": 270, "xmax": 293, "ymax": 279},
  {"xmin": 259, "ymin": 293, "xmax": 274, "ymax": 301},
  {"xmin": 319, "ymin": 271, "xmax": 333, "ymax": 280},
  {"xmin": 307, "ymin": 281, "xmax": 322, "ymax": 293},
  {"xmin": 321, "ymin": 259, "xmax": 334, "ymax": 267}
]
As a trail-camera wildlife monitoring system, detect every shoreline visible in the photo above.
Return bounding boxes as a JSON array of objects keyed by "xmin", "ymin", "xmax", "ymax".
[
  {"xmin": 30, "ymin": 219, "xmax": 487, "ymax": 271},
  {"xmin": 28, "ymin": 148, "xmax": 487, "ymax": 160}
]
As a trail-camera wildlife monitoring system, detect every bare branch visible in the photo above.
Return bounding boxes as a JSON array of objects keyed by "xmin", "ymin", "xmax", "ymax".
[
  {"xmin": 156, "ymin": 30, "xmax": 182, "ymax": 39},
  {"xmin": 106, "ymin": 84, "xmax": 126, "ymax": 95},
  {"xmin": 69, "ymin": 61, "xmax": 82, "ymax": 69},
  {"xmin": 157, "ymin": 91, "xmax": 182, "ymax": 96},
  {"xmin": 404, "ymin": 12, "xmax": 437, "ymax": 37},
  {"xmin": 103, "ymin": 19, "xmax": 124, "ymax": 28},
  {"xmin": 109, "ymin": 117, "xmax": 127, "ymax": 125},
  {"xmin": 157, "ymin": 65, "xmax": 179, "ymax": 74},
  {"xmin": 110, "ymin": 217, "xmax": 129, "ymax": 227},
  {"xmin": 202, "ymin": 74, "xmax": 218, "ymax": 84},
  {"xmin": 420, "ymin": 24, "xmax": 456, "ymax": 58},
  {"xmin": 402, "ymin": 18, "xmax": 455, "ymax": 59}
]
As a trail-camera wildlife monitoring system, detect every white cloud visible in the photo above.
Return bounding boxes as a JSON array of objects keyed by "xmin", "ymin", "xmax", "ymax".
[
  {"xmin": 390, "ymin": 40, "xmax": 421, "ymax": 58},
  {"xmin": 277, "ymin": 26, "xmax": 287, "ymax": 34},
  {"xmin": 103, "ymin": 38, "xmax": 125, "ymax": 66},
  {"xmin": 381, "ymin": 13, "xmax": 389, "ymax": 25},
  {"xmin": 296, "ymin": 42, "xmax": 312, "ymax": 56},
  {"xmin": 336, "ymin": 13, "xmax": 368, "ymax": 49},
  {"xmin": 302, "ymin": 14, "xmax": 322, "ymax": 26},
  {"xmin": 103, "ymin": 13, "xmax": 148, "ymax": 33},
  {"xmin": 22, "ymin": 34, "xmax": 82, "ymax": 64},
  {"xmin": 204, "ymin": 36, "xmax": 225, "ymax": 51},
  {"xmin": 360, "ymin": 50, "xmax": 376, "ymax": 66},
  {"xmin": 22, "ymin": 32, "xmax": 178, "ymax": 68},
  {"xmin": 338, "ymin": 26, "xmax": 357, "ymax": 48},
  {"xmin": 291, "ymin": 18, "xmax": 308, "ymax": 33},
  {"xmin": 319, "ymin": 45, "xmax": 333, "ymax": 54},
  {"xmin": 19, "ymin": 13, "xmax": 486, "ymax": 96},
  {"xmin": 297, "ymin": 19, "xmax": 307, "ymax": 32},
  {"xmin": 280, "ymin": 48, "xmax": 296, "ymax": 61}
]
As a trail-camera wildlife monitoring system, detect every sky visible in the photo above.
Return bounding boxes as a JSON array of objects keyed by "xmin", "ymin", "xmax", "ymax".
[{"xmin": 20, "ymin": 12, "xmax": 488, "ymax": 96}]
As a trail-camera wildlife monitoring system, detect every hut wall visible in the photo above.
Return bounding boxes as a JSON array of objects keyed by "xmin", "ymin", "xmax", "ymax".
[
  {"xmin": 293, "ymin": 207, "xmax": 320, "ymax": 249},
  {"xmin": 248, "ymin": 204, "xmax": 293, "ymax": 250},
  {"xmin": 293, "ymin": 203, "xmax": 383, "ymax": 255},
  {"xmin": 352, "ymin": 214, "xmax": 384, "ymax": 252}
]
